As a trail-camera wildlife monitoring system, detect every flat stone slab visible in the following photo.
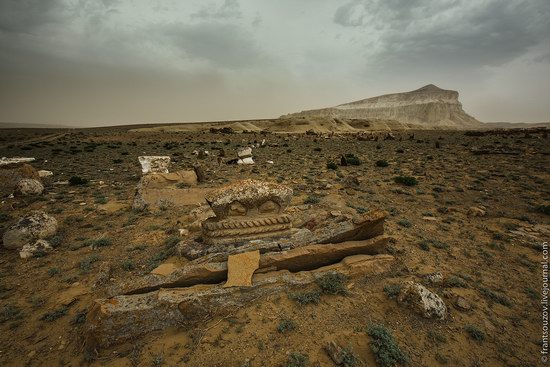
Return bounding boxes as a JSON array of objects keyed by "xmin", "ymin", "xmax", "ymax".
[
  {"xmin": 85, "ymin": 254, "xmax": 395, "ymax": 350},
  {"xmin": 114, "ymin": 236, "xmax": 389, "ymax": 296},
  {"xmin": 0, "ymin": 157, "xmax": 35, "ymax": 166},
  {"xmin": 150, "ymin": 263, "xmax": 179, "ymax": 277},
  {"xmin": 223, "ymin": 250, "xmax": 260, "ymax": 287}
]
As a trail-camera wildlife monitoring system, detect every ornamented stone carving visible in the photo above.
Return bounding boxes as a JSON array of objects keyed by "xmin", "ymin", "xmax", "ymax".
[{"xmin": 202, "ymin": 180, "xmax": 293, "ymax": 245}]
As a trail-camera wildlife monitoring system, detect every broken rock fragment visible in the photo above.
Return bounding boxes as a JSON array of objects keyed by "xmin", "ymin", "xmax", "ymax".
[
  {"xmin": 237, "ymin": 147, "xmax": 254, "ymax": 165},
  {"xmin": 138, "ymin": 156, "xmax": 170, "ymax": 174},
  {"xmin": 14, "ymin": 178, "xmax": 44, "ymax": 196},
  {"xmin": 397, "ymin": 281, "xmax": 447, "ymax": 320},
  {"xmin": 223, "ymin": 250, "xmax": 260, "ymax": 287},
  {"xmin": 2, "ymin": 211, "xmax": 58, "ymax": 250},
  {"xmin": 19, "ymin": 239, "xmax": 53, "ymax": 259}
]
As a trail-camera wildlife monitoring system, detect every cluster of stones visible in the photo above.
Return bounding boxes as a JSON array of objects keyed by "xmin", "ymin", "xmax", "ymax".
[
  {"xmin": 85, "ymin": 179, "xmax": 399, "ymax": 350},
  {"xmin": 0, "ymin": 157, "xmax": 44, "ymax": 197},
  {"xmin": 202, "ymin": 180, "xmax": 293, "ymax": 245}
]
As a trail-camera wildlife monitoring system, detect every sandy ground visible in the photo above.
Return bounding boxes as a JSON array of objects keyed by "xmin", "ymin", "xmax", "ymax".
[{"xmin": 0, "ymin": 126, "xmax": 548, "ymax": 367}]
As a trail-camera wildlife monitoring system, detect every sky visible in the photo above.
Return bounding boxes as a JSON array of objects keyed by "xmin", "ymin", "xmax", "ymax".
[{"xmin": 0, "ymin": 0, "xmax": 549, "ymax": 126}]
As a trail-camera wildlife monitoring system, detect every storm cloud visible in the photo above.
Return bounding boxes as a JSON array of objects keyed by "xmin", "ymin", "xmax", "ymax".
[{"xmin": 0, "ymin": 0, "xmax": 549, "ymax": 125}]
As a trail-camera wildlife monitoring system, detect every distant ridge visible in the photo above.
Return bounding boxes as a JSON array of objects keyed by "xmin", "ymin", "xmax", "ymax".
[
  {"xmin": 285, "ymin": 84, "xmax": 482, "ymax": 129},
  {"xmin": 0, "ymin": 122, "xmax": 72, "ymax": 129}
]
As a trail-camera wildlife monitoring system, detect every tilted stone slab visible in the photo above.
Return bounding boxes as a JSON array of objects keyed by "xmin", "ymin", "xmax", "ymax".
[
  {"xmin": 85, "ymin": 254, "xmax": 395, "ymax": 350},
  {"xmin": 114, "ymin": 236, "xmax": 388, "ymax": 296}
]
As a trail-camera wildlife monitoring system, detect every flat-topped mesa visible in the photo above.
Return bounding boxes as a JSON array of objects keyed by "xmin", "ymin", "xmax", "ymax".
[{"xmin": 202, "ymin": 180, "xmax": 293, "ymax": 245}]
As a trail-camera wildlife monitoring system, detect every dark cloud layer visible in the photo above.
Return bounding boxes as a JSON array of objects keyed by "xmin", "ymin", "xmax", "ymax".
[{"xmin": 0, "ymin": 0, "xmax": 549, "ymax": 125}]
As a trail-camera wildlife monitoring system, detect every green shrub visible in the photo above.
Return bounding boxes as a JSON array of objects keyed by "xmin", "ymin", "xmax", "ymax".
[
  {"xmin": 344, "ymin": 153, "xmax": 361, "ymax": 166},
  {"xmin": 327, "ymin": 161, "xmax": 338, "ymax": 170},
  {"xmin": 304, "ymin": 195, "xmax": 321, "ymax": 204},
  {"xmin": 465, "ymin": 325, "xmax": 485, "ymax": 342},
  {"xmin": 121, "ymin": 259, "xmax": 135, "ymax": 271},
  {"xmin": 394, "ymin": 176, "xmax": 418, "ymax": 186},
  {"xmin": 290, "ymin": 290, "xmax": 321, "ymax": 305},
  {"xmin": 383, "ymin": 284, "xmax": 402, "ymax": 299},
  {"xmin": 286, "ymin": 353, "xmax": 308, "ymax": 367},
  {"xmin": 69, "ymin": 176, "xmax": 88, "ymax": 186},
  {"xmin": 479, "ymin": 287, "xmax": 512, "ymax": 307},
  {"xmin": 341, "ymin": 348, "xmax": 359, "ymax": 367},
  {"xmin": 277, "ymin": 319, "xmax": 297, "ymax": 333},
  {"xmin": 367, "ymin": 324, "xmax": 408, "ymax": 367},
  {"xmin": 397, "ymin": 219, "xmax": 412, "ymax": 228},
  {"xmin": 316, "ymin": 272, "xmax": 347, "ymax": 295},
  {"xmin": 375, "ymin": 160, "xmax": 389, "ymax": 167},
  {"xmin": 79, "ymin": 254, "xmax": 100, "ymax": 272},
  {"xmin": 41, "ymin": 306, "xmax": 68, "ymax": 322},
  {"xmin": 535, "ymin": 205, "xmax": 550, "ymax": 215}
]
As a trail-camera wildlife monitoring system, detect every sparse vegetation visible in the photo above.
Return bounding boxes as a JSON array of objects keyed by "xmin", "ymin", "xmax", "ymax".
[
  {"xmin": 69, "ymin": 176, "xmax": 88, "ymax": 186},
  {"xmin": 383, "ymin": 284, "xmax": 402, "ymax": 299},
  {"xmin": 394, "ymin": 176, "xmax": 418, "ymax": 186},
  {"xmin": 465, "ymin": 325, "xmax": 485, "ymax": 342},
  {"xmin": 290, "ymin": 290, "xmax": 321, "ymax": 305},
  {"xmin": 316, "ymin": 272, "xmax": 347, "ymax": 295},
  {"xmin": 277, "ymin": 318, "xmax": 297, "ymax": 333},
  {"xmin": 367, "ymin": 324, "xmax": 409, "ymax": 367},
  {"xmin": 303, "ymin": 195, "xmax": 321, "ymax": 204},
  {"xmin": 285, "ymin": 353, "xmax": 308, "ymax": 367},
  {"xmin": 41, "ymin": 306, "xmax": 68, "ymax": 322}
]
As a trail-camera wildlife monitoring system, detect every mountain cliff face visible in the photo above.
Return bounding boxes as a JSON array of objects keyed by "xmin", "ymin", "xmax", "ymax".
[{"xmin": 286, "ymin": 84, "xmax": 482, "ymax": 129}]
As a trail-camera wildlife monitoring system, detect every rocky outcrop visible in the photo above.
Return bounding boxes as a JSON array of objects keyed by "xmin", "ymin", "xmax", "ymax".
[{"xmin": 286, "ymin": 84, "xmax": 481, "ymax": 129}]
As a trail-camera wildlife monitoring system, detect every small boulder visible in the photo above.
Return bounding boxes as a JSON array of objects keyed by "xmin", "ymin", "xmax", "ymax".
[
  {"xmin": 454, "ymin": 296, "xmax": 472, "ymax": 311},
  {"xmin": 2, "ymin": 211, "xmax": 58, "ymax": 250},
  {"xmin": 397, "ymin": 281, "xmax": 447, "ymax": 320},
  {"xmin": 15, "ymin": 178, "xmax": 44, "ymax": 196},
  {"xmin": 19, "ymin": 239, "xmax": 53, "ymax": 259},
  {"xmin": 324, "ymin": 341, "xmax": 345, "ymax": 365},
  {"xmin": 468, "ymin": 207, "xmax": 486, "ymax": 217},
  {"xmin": 425, "ymin": 272, "xmax": 444, "ymax": 284},
  {"xmin": 0, "ymin": 162, "xmax": 40, "ymax": 197},
  {"xmin": 237, "ymin": 147, "xmax": 254, "ymax": 165}
]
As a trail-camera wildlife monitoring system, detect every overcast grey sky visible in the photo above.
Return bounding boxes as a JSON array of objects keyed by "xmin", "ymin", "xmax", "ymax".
[{"xmin": 0, "ymin": 0, "xmax": 549, "ymax": 126}]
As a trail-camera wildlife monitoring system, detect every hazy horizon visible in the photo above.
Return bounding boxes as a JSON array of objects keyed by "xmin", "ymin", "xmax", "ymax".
[{"xmin": 1, "ymin": 0, "xmax": 549, "ymax": 127}]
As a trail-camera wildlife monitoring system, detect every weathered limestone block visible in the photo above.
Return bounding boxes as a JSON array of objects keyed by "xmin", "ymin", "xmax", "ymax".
[
  {"xmin": 397, "ymin": 281, "xmax": 447, "ymax": 320},
  {"xmin": 15, "ymin": 178, "xmax": 44, "ymax": 196},
  {"xmin": 202, "ymin": 180, "xmax": 293, "ymax": 245},
  {"xmin": 132, "ymin": 170, "xmax": 203, "ymax": 211},
  {"xmin": 237, "ymin": 147, "xmax": 254, "ymax": 165},
  {"xmin": 85, "ymin": 254, "xmax": 395, "ymax": 349},
  {"xmin": 138, "ymin": 156, "xmax": 170, "ymax": 174},
  {"xmin": 0, "ymin": 162, "xmax": 41, "ymax": 197},
  {"xmin": 2, "ymin": 211, "xmax": 58, "ymax": 250},
  {"xmin": 19, "ymin": 239, "xmax": 53, "ymax": 259}
]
